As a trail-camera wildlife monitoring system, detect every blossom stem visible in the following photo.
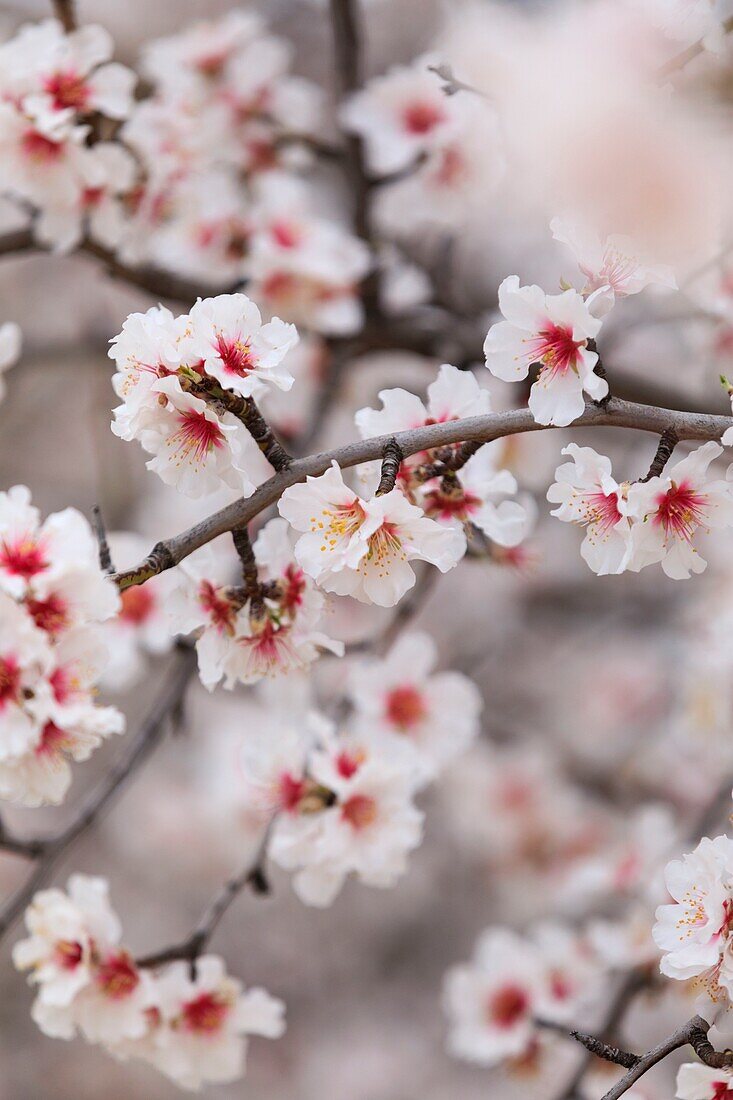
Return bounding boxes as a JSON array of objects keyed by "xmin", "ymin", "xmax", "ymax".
[
  {"xmin": 375, "ymin": 438, "xmax": 404, "ymax": 495},
  {"xmin": 190, "ymin": 378, "xmax": 292, "ymax": 472},
  {"xmin": 51, "ymin": 0, "xmax": 76, "ymax": 32},
  {"xmin": 639, "ymin": 427, "xmax": 679, "ymax": 482},
  {"xmin": 91, "ymin": 504, "xmax": 114, "ymax": 574},
  {"xmin": 231, "ymin": 526, "xmax": 264, "ymax": 616}
]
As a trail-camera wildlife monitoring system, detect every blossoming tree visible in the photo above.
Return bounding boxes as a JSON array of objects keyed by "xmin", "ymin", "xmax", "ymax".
[{"xmin": 3, "ymin": 0, "xmax": 733, "ymax": 1095}]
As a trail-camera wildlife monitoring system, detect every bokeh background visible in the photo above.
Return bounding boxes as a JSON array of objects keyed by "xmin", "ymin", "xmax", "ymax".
[{"xmin": 2, "ymin": 0, "xmax": 733, "ymax": 1097}]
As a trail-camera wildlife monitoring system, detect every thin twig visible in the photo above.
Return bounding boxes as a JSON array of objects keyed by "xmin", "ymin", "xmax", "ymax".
[
  {"xmin": 111, "ymin": 397, "xmax": 733, "ymax": 592},
  {"xmin": 657, "ymin": 15, "xmax": 733, "ymax": 80},
  {"xmin": 640, "ymin": 428, "xmax": 679, "ymax": 482},
  {"xmin": 52, "ymin": 0, "xmax": 76, "ymax": 32},
  {"xmin": 0, "ymin": 647, "xmax": 196, "ymax": 942},
  {"xmin": 91, "ymin": 504, "xmax": 114, "ymax": 574},
  {"xmin": 427, "ymin": 63, "xmax": 488, "ymax": 99}
]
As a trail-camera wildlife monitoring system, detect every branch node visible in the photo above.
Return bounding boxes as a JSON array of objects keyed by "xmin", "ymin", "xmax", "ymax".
[
  {"xmin": 375, "ymin": 438, "xmax": 403, "ymax": 495},
  {"xmin": 640, "ymin": 427, "xmax": 679, "ymax": 482}
]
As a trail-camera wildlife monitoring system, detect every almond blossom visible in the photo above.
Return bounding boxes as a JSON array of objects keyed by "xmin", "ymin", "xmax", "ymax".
[
  {"xmin": 483, "ymin": 275, "xmax": 605, "ymax": 426},
  {"xmin": 278, "ymin": 462, "xmax": 466, "ymax": 607},
  {"xmin": 653, "ymin": 835, "xmax": 733, "ymax": 1004},
  {"xmin": 340, "ymin": 57, "xmax": 454, "ymax": 174},
  {"xmin": 551, "ymin": 217, "xmax": 677, "ymax": 303},
  {"xmin": 166, "ymin": 525, "xmax": 343, "ymax": 690},
  {"xmin": 347, "ymin": 631, "xmax": 481, "ymax": 782},
  {"xmin": 547, "ymin": 444, "xmax": 633, "ymax": 575},
  {"xmin": 626, "ymin": 442, "xmax": 733, "ymax": 579},
  {"xmin": 676, "ymin": 1063, "xmax": 733, "ymax": 1098},
  {"xmin": 269, "ymin": 721, "xmax": 424, "ymax": 907},
  {"xmin": 140, "ymin": 957, "xmax": 285, "ymax": 1092}
]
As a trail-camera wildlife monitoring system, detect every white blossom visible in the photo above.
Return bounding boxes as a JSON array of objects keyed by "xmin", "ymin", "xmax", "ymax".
[
  {"xmin": 676, "ymin": 1062, "xmax": 733, "ymax": 1098},
  {"xmin": 551, "ymin": 217, "xmax": 677, "ymax": 303}
]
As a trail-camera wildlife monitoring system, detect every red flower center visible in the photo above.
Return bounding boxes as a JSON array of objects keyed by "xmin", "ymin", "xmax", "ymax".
[
  {"xmin": 44, "ymin": 70, "xmax": 90, "ymax": 111},
  {"xmin": 215, "ymin": 334, "xmax": 257, "ymax": 378},
  {"xmin": 53, "ymin": 939, "xmax": 84, "ymax": 970},
  {"xmin": 278, "ymin": 771, "xmax": 306, "ymax": 812},
  {"xmin": 170, "ymin": 409, "xmax": 226, "ymax": 464},
  {"xmin": 120, "ymin": 584, "xmax": 156, "ymax": 625},
  {"xmin": 385, "ymin": 684, "xmax": 427, "ymax": 731},
  {"xmin": 653, "ymin": 480, "xmax": 709, "ymax": 542},
  {"xmin": 402, "ymin": 100, "xmax": 445, "ymax": 135},
  {"xmin": 270, "ymin": 219, "xmax": 303, "ymax": 249},
  {"xmin": 26, "ymin": 593, "xmax": 70, "ymax": 636},
  {"xmin": 36, "ymin": 722, "xmax": 70, "ymax": 757},
  {"xmin": 280, "ymin": 564, "xmax": 306, "ymax": 616},
  {"xmin": 96, "ymin": 952, "xmax": 140, "ymax": 1000},
  {"xmin": 0, "ymin": 535, "xmax": 48, "ymax": 579},
  {"xmin": 0, "ymin": 656, "xmax": 20, "ymax": 709},
  {"xmin": 21, "ymin": 129, "xmax": 63, "ymax": 163},
  {"xmin": 336, "ymin": 750, "xmax": 363, "ymax": 779},
  {"xmin": 530, "ymin": 322, "xmax": 584, "ymax": 376},
  {"xmin": 584, "ymin": 490, "xmax": 622, "ymax": 533},
  {"xmin": 486, "ymin": 984, "xmax": 530, "ymax": 1029},
  {"xmin": 181, "ymin": 991, "xmax": 230, "ymax": 1034},
  {"xmin": 713, "ymin": 1084, "xmax": 733, "ymax": 1099},
  {"xmin": 198, "ymin": 581, "xmax": 237, "ymax": 634},
  {"xmin": 341, "ymin": 793, "xmax": 377, "ymax": 831},
  {"xmin": 422, "ymin": 486, "xmax": 481, "ymax": 523}
]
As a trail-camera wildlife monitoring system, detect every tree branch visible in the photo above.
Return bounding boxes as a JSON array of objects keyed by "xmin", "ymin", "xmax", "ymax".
[
  {"xmin": 51, "ymin": 0, "xmax": 76, "ymax": 32},
  {"xmin": 111, "ymin": 397, "xmax": 733, "ymax": 591},
  {"xmin": 0, "ymin": 646, "xmax": 196, "ymax": 942}
]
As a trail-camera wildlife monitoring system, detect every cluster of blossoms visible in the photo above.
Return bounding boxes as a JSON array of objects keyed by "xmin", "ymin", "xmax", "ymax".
[
  {"xmin": 354, "ymin": 362, "xmax": 532, "ymax": 555},
  {"xmin": 444, "ymin": 924, "xmax": 603, "ymax": 1069},
  {"xmin": 0, "ymin": 486, "xmax": 122, "ymax": 805},
  {"xmin": 13, "ymin": 874, "xmax": 284, "ymax": 1091},
  {"xmin": 167, "ymin": 519, "xmax": 343, "ymax": 688},
  {"xmin": 235, "ymin": 634, "xmax": 481, "ymax": 906},
  {"xmin": 110, "ymin": 293, "xmax": 296, "ymax": 498},
  {"xmin": 548, "ymin": 440, "xmax": 733, "ymax": 578},
  {"xmin": 484, "ymin": 219, "xmax": 677, "ymax": 428},
  {"xmin": 0, "ymin": 19, "xmax": 136, "ymax": 250}
]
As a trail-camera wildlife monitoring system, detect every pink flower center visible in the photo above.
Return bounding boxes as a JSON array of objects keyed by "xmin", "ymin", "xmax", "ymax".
[
  {"xmin": 50, "ymin": 666, "xmax": 73, "ymax": 704},
  {"xmin": 583, "ymin": 490, "xmax": 622, "ymax": 533},
  {"xmin": 214, "ymin": 334, "xmax": 257, "ymax": 378},
  {"xmin": 431, "ymin": 145, "xmax": 467, "ymax": 189},
  {"xmin": 280, "ymin": 563, "xmax": 306, "ymax": 616},
  {"xmin": 422, "ymin": 486, "xmax": 481, "ymax": 523},
  {"xmin": 120, "ymin": 584, "xmax": 156, "ymax": 625},
  {"xmin": 385, "ymin": 684, "xmax": 427, "ymax": 731},
  {"xmin": 181, "ymin": 991, "xmax": 230, "ymax": 1034},
  {"xmin": 365, "ymin": 522, "xmax": 404, "ymax": 568},
  {"xmin": 0, "ymin": 535, "xmax": 48, "ymax": 579},
  {"xmin": 270, "ymin": 219, "xmax": 303, "ymax": 249},
  {"xmin": 198, "ymin": 581, "xmax": 237, "ymax": 635},
  {"xmin": 713, "ymin": 1083, "xmax": 733, "ymax": 1099},
  {"xmin": 486, "ymin": 984, "xmax": 529, "ymax": 1029},
  {"xmin": 21, "ymin": 129, "xmax": 63, "ymax": 163},
  {"xmin": 336, "ymin": 750, "xmax": 363, "ymax": 779},
  {"xmin": 26, "ymin": 593, "xmax": 69, "ymax": 636},
  {"xmin": 597, "ymin": 248, "xmax": 637, "ymax": 294},
  {"xmin": 548, "ymin": 970, "xmax": 572, "ymax": 1001},
  {"xmin": 36, "ymin": 722, "xmax": 71, "ymax": 757},
  {"xmin": 96, "ymin": 952, "xmax": 140, "ymax": 1000},
  {"xmin": 54, "ymin": 939, "xmax": 84, "ymax": 970},
  {"xmin": 170, "ymin": 409, "xmax": 226, "ymax": 465},
  {"xmin": 43, "ymin": 70, "xmax": 90, "ymax": 112},
  {"xmin": 0, "ymin": 656, "xmax": 20, "ymax": 709},
  {"xmin": 82, "ymin": 185, "xmax": 105, "ymax": 209},
  {"xmin": 653, "ymin": 480, "xmax": 709, "ymax": 542},
  {"xmin": 278, "ymin": 771, "xmax": 306, "ymax": 813},
  {"xmin": 402, "ymin": 99, "xmax": 446, "ymax": 135},
  {"xmin": 341, "ymin": 793, "xmax": 378, "ymax": 830},
  {"xmin": 529, "ymin": 322, "xmax": 584, "ymax": 376}
]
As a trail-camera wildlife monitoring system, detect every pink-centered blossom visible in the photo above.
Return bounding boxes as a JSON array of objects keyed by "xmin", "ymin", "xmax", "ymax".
[{"xmin": 483, "ymin": 276, "xmax": 605, "ymax": 426}]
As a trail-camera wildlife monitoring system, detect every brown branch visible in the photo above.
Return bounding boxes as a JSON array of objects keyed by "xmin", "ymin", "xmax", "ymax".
[
  {"xmin": 0, "ymin": 647, "xmax": 196, "ymax": 942},
  {"xmin": 91, "ymin": 504, "xmax": 114, "ymax": 574},
  {"xmin": 537, "ymin": 1018, "xmax": 639, "ymax": 1069},
  {"xmin": 136, "ymin": 816, "xmax": 275, "ymax": 972},
  {"xmin": 427, "ymin": 63, "xmax": 488, "ymax": 99},
  {"xmin": 52, "ymin": 0, "xmax": 76, "ymax": 32},
  {"xmin": 189, "ymin": 380, "xmax": 292, "ymax": 472},
  {"xmin": 657, "ymin": 14, "xmax": 733, "ymax": 79},
  {"xmin": 111, "ymin": 397, "xmax": 733, "ymax": 592}
]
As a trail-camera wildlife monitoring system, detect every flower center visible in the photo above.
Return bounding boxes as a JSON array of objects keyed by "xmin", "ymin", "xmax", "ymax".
[
  {"xmin": 198, "ymin": 581, "xmax": 237, "ymax": 634},
  {"xmin": 280, "ymin": 563, "xmax": 306, "ymax": 616},
  {"xmin": 120, "ymin": 584, "xmax": 156, "ymax": 625},
  {"xmin": 53, "ymin": 939, "xmax": 84, "ymax": 970},
  {"xmin": 270, "ymin": 219, "xmax": 303, "ymax": 249},
  {"xmin": 529, "ymin": 322, "xmax": 584, "ymax": 376},
  {"xmin": 43, "ymin": 70, "xmax": 90, "ymax": 111},
  {"xmin": 422, "ymin": 486, "xmax": 481, "ymax": 523},
  {"xmin": 402, "ymin": 100, "xmax": 445, "ymax": 135},
  {"xmin": 582, "ymin": 490, "xmax": 622, "ymax": 533},
  {"xmin": 336, "ymin": 749, "xmax": 364, "ymax": 779},
  {"xmin": 26, "ymin": 593, "xmax": 69, "ymax": 635},
  {"xmin": 0, "ymin": 656, "xmax": 20, "ymax": 708},
  {"xmin": 36, "ymin": 722, "xmax": 71, "ymax": 757},
  {"xmin": 170, "ymin": 409, "xmax": 226, "ymax": 465},
  {"xmin": 312, "ymin": 501, "xmax": 366, "ymax": 552},
  {"xmin": 21, "ymin": 129, "xmax": 63, "ymax": 163},
  {"xmin": 364, "ymin": 522, "xmax": 406, "ymax": 569},
  {"xmin": 0, "ymin": 535, "xmax": 48, "ymax": 579},
  {"xmin": 215, "ymin": 334, "xmax": 256, "ymax": 378},
  {"xmin": 385, "ymin": 684, "xmax": 427, "ymax": 731},
  {"xmin": 96, "ymin": 952, "xmax": 140, "ymax": 1000},
  {"xmin": 712, "ymin": 1083, "xmax": 733, "ymax": 1099},
  {"xmin": 653, "ymin": 480, "xmax": 709, "ymax": 542},
  {"xmin": 278, "ymin": 771, "xmax": 306, "ymax": 813},
  {"xmin": 486, "ymin": 984, "xmax": 529, "ymax": 1029},
  {"xmin": 181, "ymin": 991, "xmax": 230, "ymax": 1034},
  {"xmin": 341, "ymin": 793, "xmax": 378, "ymax": 830}
]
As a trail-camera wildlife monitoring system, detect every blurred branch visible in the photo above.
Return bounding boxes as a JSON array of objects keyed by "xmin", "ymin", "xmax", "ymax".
[
  {"xmin": 0, "ymin": 647, "xmax": 196, "ymax": 942},
  {"xmin": 51, "ymin": 0, "xmax": 76, "ymax": 32},
  {"xmin": 136, "ymin": 816, "xmax": 275, "ymax": 972},
  {"xmin": 658, "ymin": 14, "xmax": 733, "ymax": 80},
  {"xmin": 428, "ymin": 63, "xmax": 488, "ymax": 98},
  {"xmin": 111, "ymin": 397, "xmax": 733, "ymax": 592}
]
